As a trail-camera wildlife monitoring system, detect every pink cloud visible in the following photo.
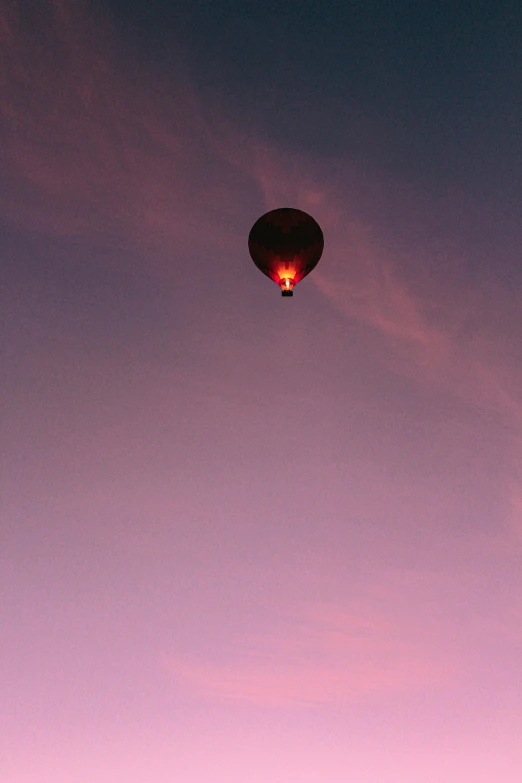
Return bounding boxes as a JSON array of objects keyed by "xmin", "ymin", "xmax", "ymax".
[
  {"xmin": 214, "ymin": 128, "xmax": 522, "ymax": 438},
  {"xmin": 163, "ymin": 599, "xmax": 455, "ymax": 706},
  {"xmin": 0, "ymin": 0, "xmax": 252, "ymax": 262},
  {"xmin": 212, "ymin": 118, "xmax": 522, "ymax": 437}
]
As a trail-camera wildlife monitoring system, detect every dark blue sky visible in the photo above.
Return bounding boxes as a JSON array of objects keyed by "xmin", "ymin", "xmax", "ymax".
[{"xmin": 104, "ymin": 0, "xmax": 522, "ymax": 192}]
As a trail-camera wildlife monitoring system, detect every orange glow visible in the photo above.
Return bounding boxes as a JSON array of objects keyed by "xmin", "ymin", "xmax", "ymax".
[
  {"xmin": 278, "ymin": 277, "xmax": 296, "ymax": 292},
  {"xmin": 275, "ymin": 259, "xmax": 298, "ymax": 291}
]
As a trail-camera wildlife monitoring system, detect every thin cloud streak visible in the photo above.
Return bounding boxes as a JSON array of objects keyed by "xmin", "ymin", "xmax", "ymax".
[
  {"xmin": 0, "ymin": 0, "xmax": 250, "ymax": 261},
  {"xmin": 213, "ymin": 114, "xmax": 522, "ymax": 438},
  {"xmin": 164, "ymin": 598, "xmax": 455, "ymax": 707}
]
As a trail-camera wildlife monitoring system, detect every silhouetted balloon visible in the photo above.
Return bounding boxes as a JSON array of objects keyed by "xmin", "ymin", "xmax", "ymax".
[{"xmin": 248, "ymin": 208, "xmax": 324, "ymax": 296}]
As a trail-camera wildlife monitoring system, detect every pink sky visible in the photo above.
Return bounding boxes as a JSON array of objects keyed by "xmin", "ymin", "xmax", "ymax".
[{"xmin": 2, "ymin": 2, "xmax": 522, "ymax": 780}]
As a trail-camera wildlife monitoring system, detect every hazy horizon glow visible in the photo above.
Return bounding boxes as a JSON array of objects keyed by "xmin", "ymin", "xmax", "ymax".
[{"xmin": 2, "ymin": 2, "xmax": 522, "ymax": 780}]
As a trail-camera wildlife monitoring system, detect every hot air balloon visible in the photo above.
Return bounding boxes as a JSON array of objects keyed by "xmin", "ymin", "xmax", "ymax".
[{"xmin": 248, "ymin": 208, "xmax": 324, "ymax": 296}]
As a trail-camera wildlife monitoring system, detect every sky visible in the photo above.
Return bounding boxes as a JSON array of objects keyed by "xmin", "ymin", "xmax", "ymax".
[{"xmin": 1, "ymin": 1, "xmax": 522, "ymax": 781}]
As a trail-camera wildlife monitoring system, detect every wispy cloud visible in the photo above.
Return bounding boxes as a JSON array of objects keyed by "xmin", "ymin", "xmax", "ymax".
[
  {"xmin": 0, "ymin": 0, "xmax": 251, "ymax": 260},
  {"xmin": 213, "ymin": 119, "xmax": 522, "ymax": 434},
  {"xmin": 163, "ymin": 598, "xmax": 455, "ymax": 706}
]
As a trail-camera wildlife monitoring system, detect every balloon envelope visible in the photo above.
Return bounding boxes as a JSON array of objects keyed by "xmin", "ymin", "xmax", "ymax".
[{"xmin": 248, "ymin": 208, "xmax": 324, "ymax": 296}]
